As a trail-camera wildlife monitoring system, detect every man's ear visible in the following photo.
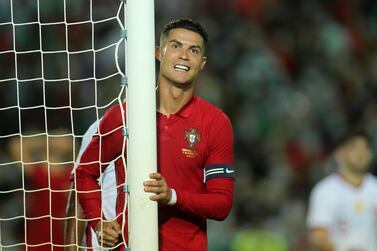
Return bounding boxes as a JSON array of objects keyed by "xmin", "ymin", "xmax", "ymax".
[
  {"xmin": 200, "ymin": 56, "xmax": 207, "ymax": 70},
  {"xmin": 155, "ymin": 46, "xmax": 161, "ymax": 62}
]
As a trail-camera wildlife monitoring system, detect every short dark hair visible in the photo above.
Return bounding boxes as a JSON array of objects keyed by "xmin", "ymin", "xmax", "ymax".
[
  {"xmin": 160, "ymin": 19, "xmax": 208, "ymax": 45},
  {"xmin": 336, "ymin": 129, "xmax": 370, "ymax": 149}
]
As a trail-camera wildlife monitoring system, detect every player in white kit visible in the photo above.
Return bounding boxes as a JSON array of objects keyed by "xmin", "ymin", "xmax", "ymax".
[
  {"xmin": 65, "ymin": 120, "xmax": 118, "ymax": 250},
  {"xmin": 307, "ymin": 132, "xmax": 377, "ymax": 251}
]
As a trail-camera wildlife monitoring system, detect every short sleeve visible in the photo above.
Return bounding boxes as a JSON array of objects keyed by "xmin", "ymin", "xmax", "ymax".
[{"xmin": 306, "ymin": 183, "xmax": 335, "ymax": 229}]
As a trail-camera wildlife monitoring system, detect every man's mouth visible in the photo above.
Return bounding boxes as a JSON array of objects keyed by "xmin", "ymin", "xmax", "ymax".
[{"xmin": 174, "ymin": 64, "xmax": 190, "ymax": 72}]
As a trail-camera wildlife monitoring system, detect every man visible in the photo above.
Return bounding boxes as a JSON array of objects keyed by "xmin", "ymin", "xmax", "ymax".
[
  {"xmin": 307, "ymin": 132, "xmax": 377, "ymax": 251},
  {"xmin": 8, "ymin": 130, "xmax": 72, "ymax": 250},
  {"xmin": 75, "ymin": 19, "xmax": 235, "ymax": 251},
  {"xmin": 65, "ymin": 120, "xmax": 117, "ymax": 250}
]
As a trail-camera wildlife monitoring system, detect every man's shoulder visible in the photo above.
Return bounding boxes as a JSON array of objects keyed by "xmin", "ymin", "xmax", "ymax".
[
  {"xmin": 100, "ymin": 102, "xmax": 126, "ymax": 132},
  {"xmin": 194, "ymin": 96, "xmax": 231, "ymax": 123},
  {"xmin": 365, "ymin": 173, "xmax": 377, "ymax": 189},
  {"xmin": 102, "ymin": 103, "xmax": 126, "ymax": 120},
  {"xmin": 104, "ymin": 102, "xmax": 126, "ymax": 116},
  {"xmin": 195, "ymin": 96, "xmax": 224, "ymax": 113},
  {"xmin": 312, "ymin": 174, "xmax": 340, "ymax": 195}
]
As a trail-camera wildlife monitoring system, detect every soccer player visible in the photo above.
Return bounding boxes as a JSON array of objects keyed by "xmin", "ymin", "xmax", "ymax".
[
  {"xmin": 75, "ymin": 18, "xmax": 235, "ymax": 251},
  {"xmin": 65, "ymin": 120, "xmax": 117, "ymax": 250},
  {"xmin": 306, "ymin": 132, "xmax": 377, "ymax": 251}
]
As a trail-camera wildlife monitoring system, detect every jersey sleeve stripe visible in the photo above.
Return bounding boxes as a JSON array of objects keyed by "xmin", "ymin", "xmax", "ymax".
[
  {"xmin": 72, "ymin": 120, "xmax": 100, "ymax": 174},
  {"xmin": 205, "ymin": 168, "xmax": 224, "ymax": 174},
  {"xmin": 203, "ymin": 164, "xmax": 235, "ymax": 183}
]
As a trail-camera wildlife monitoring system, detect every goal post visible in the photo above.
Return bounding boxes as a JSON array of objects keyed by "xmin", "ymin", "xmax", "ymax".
[{"xmin": 126, "ymin": 0, "xmax": 159, "ymax": 250}]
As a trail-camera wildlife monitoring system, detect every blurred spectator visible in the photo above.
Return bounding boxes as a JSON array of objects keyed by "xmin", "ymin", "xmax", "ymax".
[
  {"xmin": 8, "ymin": 130, "xmax": 73, "ymax": 250},
  {"xmin": 307, "ymin": 132, "xmax": 377, "ymax": 251}
]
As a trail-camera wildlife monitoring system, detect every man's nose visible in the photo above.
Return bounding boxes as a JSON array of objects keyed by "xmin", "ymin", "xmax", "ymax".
[{"xmin": 178, "ymin": 48, "xmax": 189, "ymax": 60}]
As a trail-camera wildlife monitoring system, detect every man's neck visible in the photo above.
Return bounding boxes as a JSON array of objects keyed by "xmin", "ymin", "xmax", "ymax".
[
  {"xmin": 339, "ymin": 166, "xmax": 365, "ymax": 188},
  {"xmin": 157, "ymin": 80, "xmax": 194, "ymax": 116}
]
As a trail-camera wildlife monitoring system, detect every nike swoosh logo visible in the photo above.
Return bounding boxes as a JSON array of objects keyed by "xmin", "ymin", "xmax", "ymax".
[{"xmin": 225, "ymin": 168, "xmax": 234, "ymax": 174}]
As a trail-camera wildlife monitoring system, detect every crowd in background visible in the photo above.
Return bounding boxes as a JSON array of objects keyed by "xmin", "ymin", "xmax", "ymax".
[
  {"xmin": 157, "ymin": 0, "xmax": 377, "ymax": 249},
  {"xmin": 1, "ymin": 0, "xmax": 377, "ymax": 250}
]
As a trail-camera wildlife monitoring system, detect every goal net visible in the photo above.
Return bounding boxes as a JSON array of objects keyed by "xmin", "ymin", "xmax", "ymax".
[{"xmin": 0, "ymin": 0, "xmax": 128, "ymax": 249}]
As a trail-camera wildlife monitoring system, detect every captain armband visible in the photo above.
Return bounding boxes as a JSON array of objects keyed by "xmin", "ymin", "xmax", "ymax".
[{"xmin": 203, "ymin": 164, "xmax": 235, "ymax": 183}]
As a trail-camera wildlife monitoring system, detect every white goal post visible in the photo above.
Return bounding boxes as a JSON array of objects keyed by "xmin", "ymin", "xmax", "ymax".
[{"xmin": 126, "ymin": 0, "xmax": 158, "ymax": 250}]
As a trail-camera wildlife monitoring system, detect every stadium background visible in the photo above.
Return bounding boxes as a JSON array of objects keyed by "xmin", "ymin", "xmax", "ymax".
[{"xmin": 1, "ymin": 0, "xmax": 377, "ymax": 250}]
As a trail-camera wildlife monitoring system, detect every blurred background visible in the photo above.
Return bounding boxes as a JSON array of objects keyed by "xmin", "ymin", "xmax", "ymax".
[{"xmin": 1, "ymin": 0, "xmax": 377, "ymax": 250}]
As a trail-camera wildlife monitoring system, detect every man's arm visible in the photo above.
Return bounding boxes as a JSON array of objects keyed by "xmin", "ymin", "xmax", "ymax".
[
  {"xmin": 307, "ymin": 182, "xmax": 336, "ymax": 251},
  {"xmin": 75, "ymin": 129, "xmax": 123, "ymax": 227},
  {"xmin": 144, "ymin": 111, "xmax": 234, "ymax": 220},
  {"xmin": 308, "ymin": 228, "xmax": 335, "ymax": 251},
  {"xmin": 65, "ymin": 183, "xmax": 122, "ymax": 249},
  {"xmin": 175, "ymin": 112, "xmax": 235, "ymax": 220},
  {"xmin": 175, "ymin": 178, "xmax": 233, "ymax": 220},
  {"xmin": 75, "ymin": 104, "xmax": 125, "ymax": 248},
  {"xmin": 65, "ymin": 185, "xmax": 86, "ymax": 251},
  {"xmin": 144, "ymin": 173, "xmax": 233, "ymax": 220},
  {"xmin": 75, "ymin": 104, "xmax": 124, "ymax": 228}
]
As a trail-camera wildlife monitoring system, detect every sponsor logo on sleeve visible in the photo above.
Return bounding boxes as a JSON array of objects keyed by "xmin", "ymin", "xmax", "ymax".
[{"xmin": 225, "ymin": 167, "xmax": 235, "ymax": 174}]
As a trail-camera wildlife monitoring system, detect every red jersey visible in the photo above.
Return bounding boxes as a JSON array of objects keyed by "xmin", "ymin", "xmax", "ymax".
[{"xmin": 76, "ymin": 96, "xmax": 235, "ymax": 251}]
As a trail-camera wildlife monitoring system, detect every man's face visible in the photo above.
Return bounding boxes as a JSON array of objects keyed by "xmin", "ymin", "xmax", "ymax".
[
  {"xmin": 156, "ymin": 28, "xmax": 207, "ymax": 87},
  {"xmin": 343, "ymin": 137, "xmax": 373, "ymax": 173}
]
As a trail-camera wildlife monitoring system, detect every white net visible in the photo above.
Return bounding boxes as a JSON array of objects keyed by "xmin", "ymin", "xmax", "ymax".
[{"xmin": 0, "ymin": 0, "xmax": 127, "ymax": 250}]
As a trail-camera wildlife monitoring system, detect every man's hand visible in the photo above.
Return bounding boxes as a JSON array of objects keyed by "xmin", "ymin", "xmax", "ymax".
[
  {"xmin": 143, "ymin": 172, "xmax": 172, "ymax": 204},
  {"xmin": 95, "ymin": 220, "xmax": 122, "ymax": 248}
]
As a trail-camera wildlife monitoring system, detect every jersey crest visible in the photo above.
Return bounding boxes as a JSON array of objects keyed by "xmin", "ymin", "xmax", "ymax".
[
  {"xmin": 182, "ymin": 128, "xmax": 201, "ymax": 158},
  {"xmin": 354, "ymin": 199, "xmax": 364, "ymax": 214},
  {"xmin": 184, "ymin": 128, "xmax": 201, "ymax": 148}
]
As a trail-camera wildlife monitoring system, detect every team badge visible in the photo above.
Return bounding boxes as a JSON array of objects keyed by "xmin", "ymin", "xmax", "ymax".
[
  {"xmin": 354, "ymin": 199, "xmax": 364, "ymax": 214},
  {"xmin": 182, "ymin": 128, "xmax": 201, "ymax": 158},
  {"xmin": 184, "ymin": 128, "xmax": 201, "ymax": 148}
]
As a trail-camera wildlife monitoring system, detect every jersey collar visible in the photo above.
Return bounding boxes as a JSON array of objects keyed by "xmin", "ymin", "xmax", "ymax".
[{"xmin": 175, "ymin": 95, "xmax": 197, "ymax": 119}]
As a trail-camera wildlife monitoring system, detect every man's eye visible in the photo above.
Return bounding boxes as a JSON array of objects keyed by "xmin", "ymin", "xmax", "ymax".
[
  {"xmin": 171, "ymin": 44, "xmax": 179, "ymax": 48},
  {"xmin": 191, "ymin": 48, "xmax": 199, "ymax": 54}
]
